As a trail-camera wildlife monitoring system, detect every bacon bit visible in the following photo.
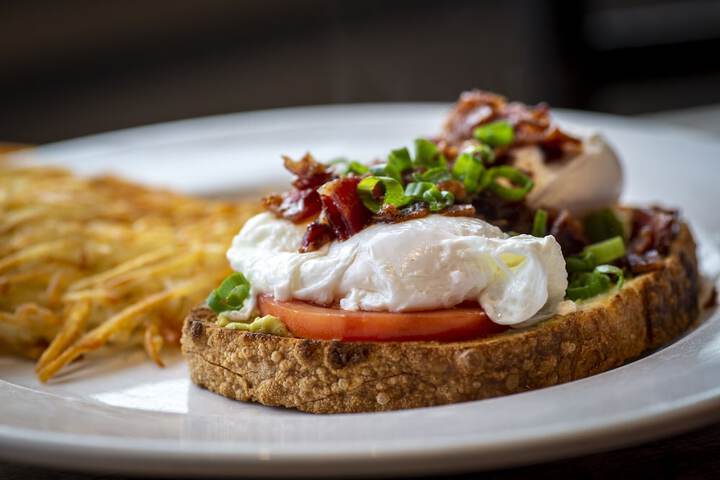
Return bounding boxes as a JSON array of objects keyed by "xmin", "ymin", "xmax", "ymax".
[
  {"xmin": 626, "ymin": 250, "xmax": 664, "ymax": 274},
  {"xmin": 472, "ymin": 190, "xmax": 534, "ymax": 233},
  {"xmin": 282, "ymin": 153, "xmax": 333, "ymax": 190},
  {"xmin": 263, "ymin": 188, "xmax": 322, "ymax": 223},
  {"xmin": 630, "ymin": 207, "xmax": 679, "ymax": 256},
  {"xmin": 549, "ymin": 209, "xmax": 588, "ymax": 256},
  {"xmin": 704, "ymin": 286, "xmax": 718, "ymax": 309},
  {"xmin": 437, "ymin": 179, "xmax": 467, "ymax": 201},
  {"xmin": 317, "ymin": 177, "xmax": 370, "ymax": 240},
  {"xmin": 373, "ymin": 203, "xmax": 430, "ymax": 223},
  {"xmin": 442, "ymin": 204, "xmax": 477, "ymax": 217},
  {"xmin": 300, "ymin": 221, "xmax": 335, "ymax": 253},
  {"xmin": 439, "ymin": 90, "xmax": 582, "ymax": 161},
  {"xmin": 625, "ymin": 207, "xmax": 679, "ymax": 275}
]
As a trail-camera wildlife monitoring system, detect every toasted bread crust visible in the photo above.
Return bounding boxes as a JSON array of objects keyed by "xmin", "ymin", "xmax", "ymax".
[{"xmin": 181, "ymin": 224, "xmax": 700, "ymax": 413}]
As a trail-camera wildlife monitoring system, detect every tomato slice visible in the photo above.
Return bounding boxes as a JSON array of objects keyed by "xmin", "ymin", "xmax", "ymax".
[{"xmin": 257, "ymin": 295, "xmax": 507, "ymax": 342}]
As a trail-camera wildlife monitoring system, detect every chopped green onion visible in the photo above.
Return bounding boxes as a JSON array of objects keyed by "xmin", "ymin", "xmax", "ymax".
[
  {"xmin": 473, "ymin": 121, "xmax": 514, "ymax": 147},
  {"xmin": 423, "ymin": 188, "xmax": 455, "ymax": 212},
  {"xmin": 566, "ymin": 270, "xmax": 612, "ymax": 301},
  {"xmin": 404, "ymin": 181, "xmax": 435, "ymax": 198},
  {"xmin": 345, "ymin": 161, "xmax": 369, "ymax": 176},
  {"xmin": 466, "ymin": 144, "xmax": 496, "ymax": 164},
  {"xmin": 357, "ymin": 176, "xmax": 412, "ymax": 213},
  {"xmin": 404, "ymin": 181, "xmax": 454, "ymax": 212},
  {"xmin": 413, "ymin": 138, "xmax": 445, "ymax": 168},
  {"xmin": 207, "ymin": 272, "xmax": 251, "ymax": 313},
  {"xmin": 532, "ymin": 209, "xmax": 548, "ymax": 237},
  {"xmin": 565, "ymin": 251, "xmax": 597, "ymax": 273},
  {"xmin": 451, "ymin": 152, "xmax": 486, "ymax": 193},
  {"xmin": 595, "ymin": 264, "xmax": 625, "ymax": 290},
  {"xmin": 583, "ymin": 208, "xmax": 626, "ymax": 243},
  {"xmin": 414, "ymin": 166, "xmax": 452, "ymax": 184},
  {"xmin": 486, "ymin": 166, "xmax": 534, "ymax": 201},
  {"xmin": 388, "ymin": 147, "xmax": 413, "ymax": 173},
  {"xmin": 566, "ymin": 264, "xmax": 625, "ymax": 301},
  {"xmin": 584, "ymin": 236, "xmax": 626, "ymax": 265}
]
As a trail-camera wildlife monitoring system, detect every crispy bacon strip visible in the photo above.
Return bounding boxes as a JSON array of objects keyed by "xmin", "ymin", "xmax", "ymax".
[
  {"xmin": 626, "ymin": 207, "xmax": 679, "ymax": 274},
  {"xmin": 283, "ymin": 153, "xmax": 333, "ymax": 190},
  {"xmin": 263, "ymin": 188, "xmax": 322, "ymax": 223},
  {"xmin": 439, "ymin": 90, "xmax": 582, "ymax": 160},
  {"xmin": 317, "ymin": 177, "xmax": 370, "ymax": 240}
]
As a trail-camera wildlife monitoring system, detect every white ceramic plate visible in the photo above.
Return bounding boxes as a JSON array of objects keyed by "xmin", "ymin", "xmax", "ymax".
[{"xmin": 2, "ymin": 104, "xmax": 720, "ymax": 477}]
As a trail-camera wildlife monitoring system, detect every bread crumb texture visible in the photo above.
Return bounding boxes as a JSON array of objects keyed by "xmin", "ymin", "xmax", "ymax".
[{"xmin": 181, "ymin": 225, "xmax": 700, "ymax": 413}]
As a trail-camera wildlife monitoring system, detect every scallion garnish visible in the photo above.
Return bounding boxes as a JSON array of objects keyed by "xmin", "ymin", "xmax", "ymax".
[
  {"xmin": 531, "ymin": 209, "xmax": 548, "ymax": 237},
  {"xmin": 207, "ymin": 272, "xmax": 251, "ymax": 313},
  {"xmin": 346, "ymin": 161, "xmax": 370, "ymax": 175},
  {"xmin": 473, "ymin": 120, "xmax": 514, "ymax": 147},
  {"xmin": 451, "ymin": 152, "xmax": 486, "ymax": 193},
  {"xmin": 584, "ymin": 236, "xmax": 625, "ymax": 265},
  {"xmin": 486, "ymin": 166, "xmax": 534, "ymax": 201},
  {"xmin": 414, "ymin": 166, "xmax": 452, "ymax": 184},
  {"xmin": 404, "ymin": 181, "xmax": 455, "ymax": 211},
  {"xmin": 566, "ymin": 270, "xmax": 612, "ymax": 301},
  {"xmin": 566, "ymin": 264, "xmax": 624, "ymax": 301},
  {"xmin": 357, "ymin": 176, "xmax": 412, "ymax": 213},
  {"xmin": 595, "ymin": 264, "xmax": 625, "ymax": 290},
  {"xmin": 414, "ymin": 138, "xmax": 446, "ymax": 168},
  {"xmin": 583, "ymin": 208, "xmax": 626, "ymax": 243}
]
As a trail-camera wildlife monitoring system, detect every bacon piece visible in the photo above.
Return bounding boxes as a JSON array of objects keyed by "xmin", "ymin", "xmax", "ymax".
[
  {"xmin": 282, "ymin": 153, "xmax": 333, "ymax": 190},
  {"xmin": 373, "ymin": 203, "xmax": 430, "ymax": 223},
  {"xmin": 299, "ymin": 221, "xmax": 335, "ymax": 253},
  {"xmin": 439, "ymin": 90, "xmax": 582, "ymax": 161},
  {"xmin": 549, "ymin": 209, "xmax": 588, "ymax": 256},
  {"xmin": 630, "ymin": 207, "xmax": 679, "ymax": 256},
  {"xmin": 442, "ymin": 204, "xmax": 476, "ymax": 218},
  {"xmin": 262, "ymin": 188, "xmax": 321, "ymax": 223},
  {"xmin": 471, "ymin": 190, "xmax": 534, "ymax": 233},
  {"xmin": 437, "ymin": 179, "xmax": 467, "ymax": 202},
  {"xmin": 624, "ymin": 207, "xmax": 679, "ymax": 274},
  {"xmin": 317, "ymin": 177, "xmax": 370, "ymax": 240}
]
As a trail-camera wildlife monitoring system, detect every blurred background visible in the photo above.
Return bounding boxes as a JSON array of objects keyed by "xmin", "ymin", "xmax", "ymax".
[{"xmin": 3, "ymin": 0, "xmax": 720, "ymax": 143}]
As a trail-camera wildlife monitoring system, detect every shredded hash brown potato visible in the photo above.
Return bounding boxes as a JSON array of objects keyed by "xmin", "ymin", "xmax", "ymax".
[{"xmin": 0, "ymin": 159, "xmax": 261, "ymax": 381}]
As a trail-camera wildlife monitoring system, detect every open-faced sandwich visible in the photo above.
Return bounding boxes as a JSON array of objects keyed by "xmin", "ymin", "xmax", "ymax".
[{"xmin": 181, "ymin": 90, "xmax": 701, "ymax": 413}]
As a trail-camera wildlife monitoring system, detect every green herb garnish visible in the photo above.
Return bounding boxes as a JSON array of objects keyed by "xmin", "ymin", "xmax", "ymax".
[
  {"xmin": 473, "ymin": 120, "xmax": 514, "ymax": 147},
  {"xmin": 357, "ymin": 176, "xmax": 412, "ymax": 213},
  {"xmin": 486, "ymin": 166, "xmax": 534, "ymax": 201},
  {"xmin": 207, "ymin": 272, "xmax": 251, "ymax": 313},
  {"xmin": 531, "ymin": 209, "xmax": 548, "ymax": 237},
  {"xmin": 583, "ymin": 208, "xmax": 626, "ymax": 243}
]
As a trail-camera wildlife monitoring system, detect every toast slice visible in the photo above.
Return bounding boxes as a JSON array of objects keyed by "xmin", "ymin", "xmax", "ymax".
[{"xmin": 181, "ymin": 224, "xmax": 700, "ymax": 413}]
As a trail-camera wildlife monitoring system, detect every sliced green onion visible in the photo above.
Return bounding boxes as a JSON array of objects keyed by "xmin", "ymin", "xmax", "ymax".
[
  {"xmin": 595, "ymin": 264, "xmax": 625, "ymax": 290},
  {"xmin": 531, "ymin": 209, "xmax": 548, "ymax": 237},
  {"xmin": 423, "ymin": 188, "xmax": 455, "ymax": 212},
  {"xmin": 466, "ymin": 144, "xmax": 495, "ymax": 164},
  {"xmin": 413, "ymin": 138, "xmax": 445, "ymax": 168},
  {"xmin": 473, "ymin": 120, "xmax": 514, "ymax": 147},
  {"xmin": 207, "ymin": 272, "xmax": 251, "ymax": 313},
  {"xmin": 345, "ymin": 161, "xmax": 369, "ymax": 175},
  {"xmin": 486, "ymin": 166, "xmax": 534, "ymax": 201},
  {"xmin": 414, "ymin": 166, "xmax": 452, "ymax": 184},
  {"xmin": 404, "ymin": 181, "xmax": 454, "ymax": 212},
  {"xmin": 451, "ymin": 152, "xmax": 485, "ymax": 193},
  {"xmin": 404, "ymin": 181, "xmax": 435, "ymax": 198},
  {"xmin": 566, "ymin": 251, "xmax": 597, "ymax": 273},
  {"xmin": 566, "ymin": 270, "xmax": 612, "ymax": 301},
  {"xmin": 357, "ymin": 176, "xmax": 412, "ymax": 213},
  {"xmin": 583, "ymin": 208, "xmax": 626, "ymax": 243},
  {"xmin": 387, "ymin": 147, "xmax": 413, "ymax": 173},
  {"xmin": 584, "ymin": 236, "xmax": 625, "ymax": 265}
]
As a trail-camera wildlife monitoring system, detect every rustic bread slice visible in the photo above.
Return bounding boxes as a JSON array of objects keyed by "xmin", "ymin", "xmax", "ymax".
[{"xmin": 181, "ymin": 224, "xmax": 700, "ymax": 413}]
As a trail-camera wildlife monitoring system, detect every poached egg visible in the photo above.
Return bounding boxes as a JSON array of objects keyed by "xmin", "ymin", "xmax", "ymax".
[{"xmin": 227, "ymin": 213, "xmax": 568, "ymax": 327}]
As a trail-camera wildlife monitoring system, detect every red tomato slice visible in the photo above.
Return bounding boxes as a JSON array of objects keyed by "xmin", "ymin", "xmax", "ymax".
[{"xmin": 257, "ymin": 295, "xmax": 507, "ymax": 342}]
